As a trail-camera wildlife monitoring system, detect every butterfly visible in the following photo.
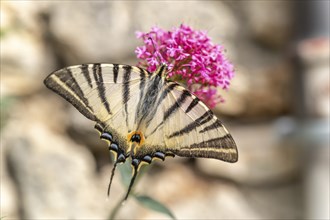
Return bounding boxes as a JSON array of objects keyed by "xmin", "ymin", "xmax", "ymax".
[{"xmin": 44, "ymin": 63, "xmax": 238, "ymax": 200}]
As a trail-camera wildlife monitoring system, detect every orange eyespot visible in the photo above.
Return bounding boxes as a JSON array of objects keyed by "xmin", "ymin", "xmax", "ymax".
[{"xmin": 127, "ymin": 131, "xmax": 145, "ymax": 146}]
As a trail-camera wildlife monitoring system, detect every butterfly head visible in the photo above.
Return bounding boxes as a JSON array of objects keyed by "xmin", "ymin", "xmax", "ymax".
[{"xmin": 155, "ymin": 64, "xmax": 169, "ymax": 78}]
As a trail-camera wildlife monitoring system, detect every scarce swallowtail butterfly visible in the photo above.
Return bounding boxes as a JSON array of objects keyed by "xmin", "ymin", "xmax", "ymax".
[{"xmin": 44, "ymin": 63, "xmax": 238, "ymax": 200}]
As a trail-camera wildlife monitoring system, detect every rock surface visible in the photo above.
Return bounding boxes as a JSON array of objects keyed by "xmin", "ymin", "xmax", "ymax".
[
  {"xmin": 2, "ymin": 97, "xmax": 109, "ymax": 219},
  {"xmin": 196, "ymin": 122, "xmax": 302, "ymax": 185}
]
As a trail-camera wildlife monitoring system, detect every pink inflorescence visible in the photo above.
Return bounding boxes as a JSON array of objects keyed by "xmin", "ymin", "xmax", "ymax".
[{"xmin": 135, "ymin": 24, "xmax": 235, "ymax": 108}]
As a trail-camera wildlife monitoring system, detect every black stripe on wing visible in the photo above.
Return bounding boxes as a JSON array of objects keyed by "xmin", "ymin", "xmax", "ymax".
[
  {"xmin": 148, "ymin": 88, "xmax": 190, "ymax": 136},
  {"xmin": 57, "ymin": 68, "xmax": 93, "ymax": 114},
  {"xmin": 43, "ymin": 68, "xmax": 96, "ymax": 121},
  {"xmin": 122, "ymin": 65, "xmax": 132, "ymax": 129},
  {"xmin": 199, "ymin": 119, "xmax": 223, "ymax": 133},
  {"xmin": 173, "ymin": 134, "xmax": 238, "ymax": 162},
  {"xmin": 185, "ymin": 96, "xmax": 200, "ymax": 113},
  {"xmin": 183, "ymin": 135, "xmax": 234, "ymax": 150},
  {"xmin": 81, "ymin": 64, "xmax": 92, "ymax": 88},
  {"xmin": 163, "ymin": 89, "xmax": 191, "ymax": 121},
  {"xmin": 168, "ymin": 110, "xmax": 213, "ymax": 139},
  {"xmin": 113, "ymin": 64, "xmax": 119, "ymax": 83},
  {"xmin": 157, "ymin": 82, "xmax": 179, "ymax": 107},
  {"xmin": 92, "ymin": 63, "xmax": 111, "ymax": 114},
  {"xmin": 145, "ymin": 82, "xmax": 179, "ymax": 136}
]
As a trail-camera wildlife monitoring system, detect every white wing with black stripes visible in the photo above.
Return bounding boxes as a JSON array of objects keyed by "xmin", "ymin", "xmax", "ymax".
[
  {"xmin": 138, "ymin": 80, "xmax": 237, "ymax": 163},
  {"xmin": 44, "ymin": 63, "xmax": 238, "ymax": 201}
]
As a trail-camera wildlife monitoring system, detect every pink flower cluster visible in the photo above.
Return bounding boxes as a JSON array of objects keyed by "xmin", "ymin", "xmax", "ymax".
[{"xmin": 135, "ymin": 24, "xmax": 235, "ymax": 108}]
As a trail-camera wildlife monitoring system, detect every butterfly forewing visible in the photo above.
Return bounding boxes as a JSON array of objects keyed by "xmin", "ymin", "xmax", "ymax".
[{"xmin": 44, "ymin": 64, "xmax": 148, "ymax": 146}]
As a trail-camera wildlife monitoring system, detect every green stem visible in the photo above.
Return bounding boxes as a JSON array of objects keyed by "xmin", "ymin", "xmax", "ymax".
[
  {"xmin": 108, "ymin": 162, "xmax": 150, "ymax": 219},
  {"xmin": 108, "ymin": 196, "xmax": 126, "ymax": 220}
]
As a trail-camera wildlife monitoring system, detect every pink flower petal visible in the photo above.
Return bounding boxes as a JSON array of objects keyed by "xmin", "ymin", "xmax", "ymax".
[{"xmin": 135, "ymin": 24, "xmax": 235, "ymax": 108}]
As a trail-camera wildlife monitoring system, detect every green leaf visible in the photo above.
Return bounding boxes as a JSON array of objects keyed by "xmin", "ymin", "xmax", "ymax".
[
  {"xmin": 134, "ymin": 195, "xmax": 176, "ymax": 220},
  {"xmin": 110, "ymin": 163, "xmax": 175, "ymax": 219},
  {"xmin": 117, "ymin": 160, "xmax": 150, "ymax": 188}
]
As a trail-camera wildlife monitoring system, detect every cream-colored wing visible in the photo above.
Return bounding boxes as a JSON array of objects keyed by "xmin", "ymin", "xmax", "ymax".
[
  {"xmin": 44, "ymin": 64, "xmax": 146, "ymax": 120},
  {"xmin": 44, "ymin": 64, "xmax": 149, "ymax": 152},
  {"xmin": 144, "ymin": 82, "xmax": 238, "ymax": 163}
]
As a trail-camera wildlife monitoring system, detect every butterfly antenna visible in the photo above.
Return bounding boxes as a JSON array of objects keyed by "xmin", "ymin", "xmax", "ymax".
[
  {"xmin": 123, "ymin": 160, "xmax": 140, "ymax": 201},
  {"xmin": 107, "ymin": 161, "xmax": 118, "ymax": 197},
  {"xmin": 148, "ymin": 37, "xmax": 163, "ymax": 64}
]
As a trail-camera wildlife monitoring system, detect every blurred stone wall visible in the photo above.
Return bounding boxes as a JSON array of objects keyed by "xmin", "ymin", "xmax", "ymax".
[
  {"xmin": 1, "ymin": 1, "xmax": 295, "ymax": 118},
  {"xmin": 1, "ymin": 1, "xmax": 326, "ymax": 219}
]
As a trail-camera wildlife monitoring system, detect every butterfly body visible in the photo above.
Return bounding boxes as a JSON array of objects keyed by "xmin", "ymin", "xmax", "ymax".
[{"xmin": 44, "ymin": 63, "xmax": 238, "ymax": 200}]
